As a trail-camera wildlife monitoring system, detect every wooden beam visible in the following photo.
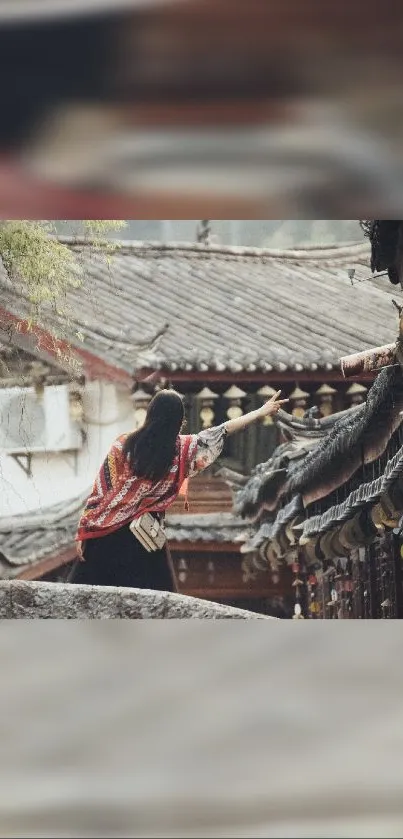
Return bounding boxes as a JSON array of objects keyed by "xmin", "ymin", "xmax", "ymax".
[
  {"xmin": 170, "ymin": 541, "xmax": 241, "ymax": 554},
  {"xmin": 137, "ymin": 368, "xmax": 378, "ymax": 385},
  {"xmin": 0, "ymin": 304, "xmax": 133, "ymax": 386}
]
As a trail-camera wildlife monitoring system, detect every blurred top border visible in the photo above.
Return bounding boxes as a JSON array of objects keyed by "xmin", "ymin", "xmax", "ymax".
[{"xmin": 0, "ymin": 0, "xmax": 179, "ymax": 23}]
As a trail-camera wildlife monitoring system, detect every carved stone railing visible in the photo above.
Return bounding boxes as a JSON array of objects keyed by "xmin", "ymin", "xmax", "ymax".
[{"xmin": 0, "ymin": 581, "xmax": 274, "ymax": 619}]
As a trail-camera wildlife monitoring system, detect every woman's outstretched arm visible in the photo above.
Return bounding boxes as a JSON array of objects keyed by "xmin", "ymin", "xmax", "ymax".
[{"xmin": 224, "ymin": 390, "xmax": 288, "ymax": 435}]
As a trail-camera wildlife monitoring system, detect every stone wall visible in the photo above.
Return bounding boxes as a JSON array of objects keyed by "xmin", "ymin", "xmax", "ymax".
[{"xmin": 0, "ymin": 581, "xmax": 274, "ymax": 619}]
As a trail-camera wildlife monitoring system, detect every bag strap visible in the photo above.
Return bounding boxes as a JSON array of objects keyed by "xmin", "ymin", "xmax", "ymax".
[{"xmin": 178, "ymin": 434, "xmax": 193, "ymax": 512}]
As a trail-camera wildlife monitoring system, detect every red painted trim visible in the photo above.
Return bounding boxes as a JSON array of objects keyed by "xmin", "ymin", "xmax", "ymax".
[
  {"xmin": 0, "ymin": 305, "xmax": 133, "ymax": 385},
  {"xmin": 0, "ymin": 306, "xmax": 377, "ymax": 390},
  {"xmin": 137, "ymin": 368, "xmax": 377, "ymax": 386}
]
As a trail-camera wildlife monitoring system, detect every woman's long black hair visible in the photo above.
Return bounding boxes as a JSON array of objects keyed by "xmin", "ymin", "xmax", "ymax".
[{"xmin": 123, "ymin": 389, "xmax": 185, "ymax": 481}]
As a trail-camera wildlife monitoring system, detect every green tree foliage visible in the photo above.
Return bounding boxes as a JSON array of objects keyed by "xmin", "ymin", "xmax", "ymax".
[
  {"xmin": 0, "ymin": 219, "xmax": 126, "ymax": 305},
  {"xmin": 0, "ymin": 220, "xmax": 127, "ymax": 359}
]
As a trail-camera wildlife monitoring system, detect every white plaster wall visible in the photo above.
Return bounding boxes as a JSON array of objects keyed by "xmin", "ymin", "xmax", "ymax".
[{"xmin": 0, "ymin": 380, "xmax": 136, "ymax": 516}]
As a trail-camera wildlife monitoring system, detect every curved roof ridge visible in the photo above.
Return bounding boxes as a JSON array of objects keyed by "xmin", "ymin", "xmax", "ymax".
[
  {"xmin": 276, "ymin": 404, "xmax": 361, "ymax": 436},
  {"xmin": 288, "ymin": 366, "xmax": 403, "ymax": 501},
  {"xmin": 0, "ymin": 488, "xmax": 90, "ymax": 531},
  {"xmin": 56, "ymin": 236, "xmax": 370, "ymax": 262}
]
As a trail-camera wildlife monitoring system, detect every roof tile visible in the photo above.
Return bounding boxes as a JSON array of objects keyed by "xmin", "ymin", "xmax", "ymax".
[{"xmin": 0, "ymin": 240, "xmax": 396, "ymax": 374}]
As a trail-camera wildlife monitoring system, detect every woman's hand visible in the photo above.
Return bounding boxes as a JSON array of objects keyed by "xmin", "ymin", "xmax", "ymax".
[
  {"xmin": 224, "ymin": 390, "xmax": 289, "ymax": 435},
  {"xmin": 258, "ymin": 390, "xmax": 289, "ymax": 419}
]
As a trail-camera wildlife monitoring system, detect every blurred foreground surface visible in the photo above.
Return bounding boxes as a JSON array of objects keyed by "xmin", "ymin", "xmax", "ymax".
[
  {"xmin": 0, "ymin": 581, "xmax": 272, "ymax": 619},
  {"xmin": 1, "ymin": 621, "xmax": 403, "ymax": 838},
  {"xmin": 0, "ymin": 0, "xmax": 403, "ymax": 215}
]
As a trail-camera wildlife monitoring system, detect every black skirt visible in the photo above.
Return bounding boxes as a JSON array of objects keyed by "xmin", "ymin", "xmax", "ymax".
[{"xmin": 68, "ymin": 523, "xmax": 175, "ymax": 591}]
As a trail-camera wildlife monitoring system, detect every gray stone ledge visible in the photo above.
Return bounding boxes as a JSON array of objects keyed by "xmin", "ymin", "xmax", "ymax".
[{"xmin": 0, "ymin": 581, "xmax": 275, "ymax": 619}]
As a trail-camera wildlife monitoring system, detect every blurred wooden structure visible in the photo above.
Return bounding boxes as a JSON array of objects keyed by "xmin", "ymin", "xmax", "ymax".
[{"xmin": 1, "ymin": 1, "xmax": 403, "ymax": 215}]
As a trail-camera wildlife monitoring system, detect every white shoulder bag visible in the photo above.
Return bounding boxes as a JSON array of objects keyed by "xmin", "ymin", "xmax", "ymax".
[
  {"xmin": 129, "ymin": 435, "xmax": 192, "ymax": 553},
  {"xmin": 129, "ymin": 513, "xmax": 167, "ymax": 553}
]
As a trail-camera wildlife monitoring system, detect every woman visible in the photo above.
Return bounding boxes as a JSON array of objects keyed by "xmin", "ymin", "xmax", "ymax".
[{"xmin": 69, "ymin": 388, "xmax": 287, "ymax": 590}]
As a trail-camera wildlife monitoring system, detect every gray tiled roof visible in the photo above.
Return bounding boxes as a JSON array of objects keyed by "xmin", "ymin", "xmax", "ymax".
[
  {"xmin": 234, "ymin": 404, "xmax": 354, "ymax": 518},
  {"xmin": 288, "ymin": 366, "xmax": 403, "ymax": 499},
  {"xmin": 165, "ymin": 513, "xmax": 244, "ymax": 544},
  {"xmin": 0, "ymin": 240, "xmax": 398, "ymax": 374},
  {"xmin": 0, "ymin": 495, "xmax": 242, "ymax": 579},
  {"xmin": 0, "ymin": 492, "xmax": 89, "ymax": 579},
  {"xmin": 300, "ymin": 443, "xmax": 403, "ymax": 540},
  {"xmin": 238, "ymin": 367, "xmax": 403, "ymax": 554}
]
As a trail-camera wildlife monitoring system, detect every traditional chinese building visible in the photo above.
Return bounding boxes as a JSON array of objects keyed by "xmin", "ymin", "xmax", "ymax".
[
  {"xmin": 0, "ymin": 235, "xmax": 397, "ymax": 614},
  {"xmin": 235, "ymin": 222, "xmax": 403, "ymax": 618}
]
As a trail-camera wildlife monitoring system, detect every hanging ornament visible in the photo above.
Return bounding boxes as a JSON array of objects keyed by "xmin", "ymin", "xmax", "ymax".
[
  {"xmin": 342, "ymin": 558, "xmax": 354, "ymax": 618},
  {"xmin": 224, "ymin": 385, "xmax": 247, "ymax": 420},
  {"xmin": 315, "ymin": 383, "xmax": 337, "ymax": 417},
  {"xmin": 196, "ymin": 386, "xmax": 218, "ymax": 429},
  {"xmin": 327, "ymin": 586, "xmax": 339, "ymax": 609},
  {"xmin": 257, "ymin": 385, "xmax": 278, "ymax": 425},
  {"xmin": 291, "ymin": 558, "xmax": 305, "ymax": 618},
  {"xmin": 289, "ymin": 385, "xmax": 309, "ymax": 418},
  {"xmin": 293, "ymin": 602, "xmax": 304, "ymax": 619},
  {"xmin": 307, "ymin": 567, "xmax": 320, "ymax": 618}
]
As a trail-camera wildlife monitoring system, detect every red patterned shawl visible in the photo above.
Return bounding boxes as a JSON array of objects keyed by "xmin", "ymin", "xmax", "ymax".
[{"xmin": 77, "ymin": 433, "xmax": 195, "ymax": 541}]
